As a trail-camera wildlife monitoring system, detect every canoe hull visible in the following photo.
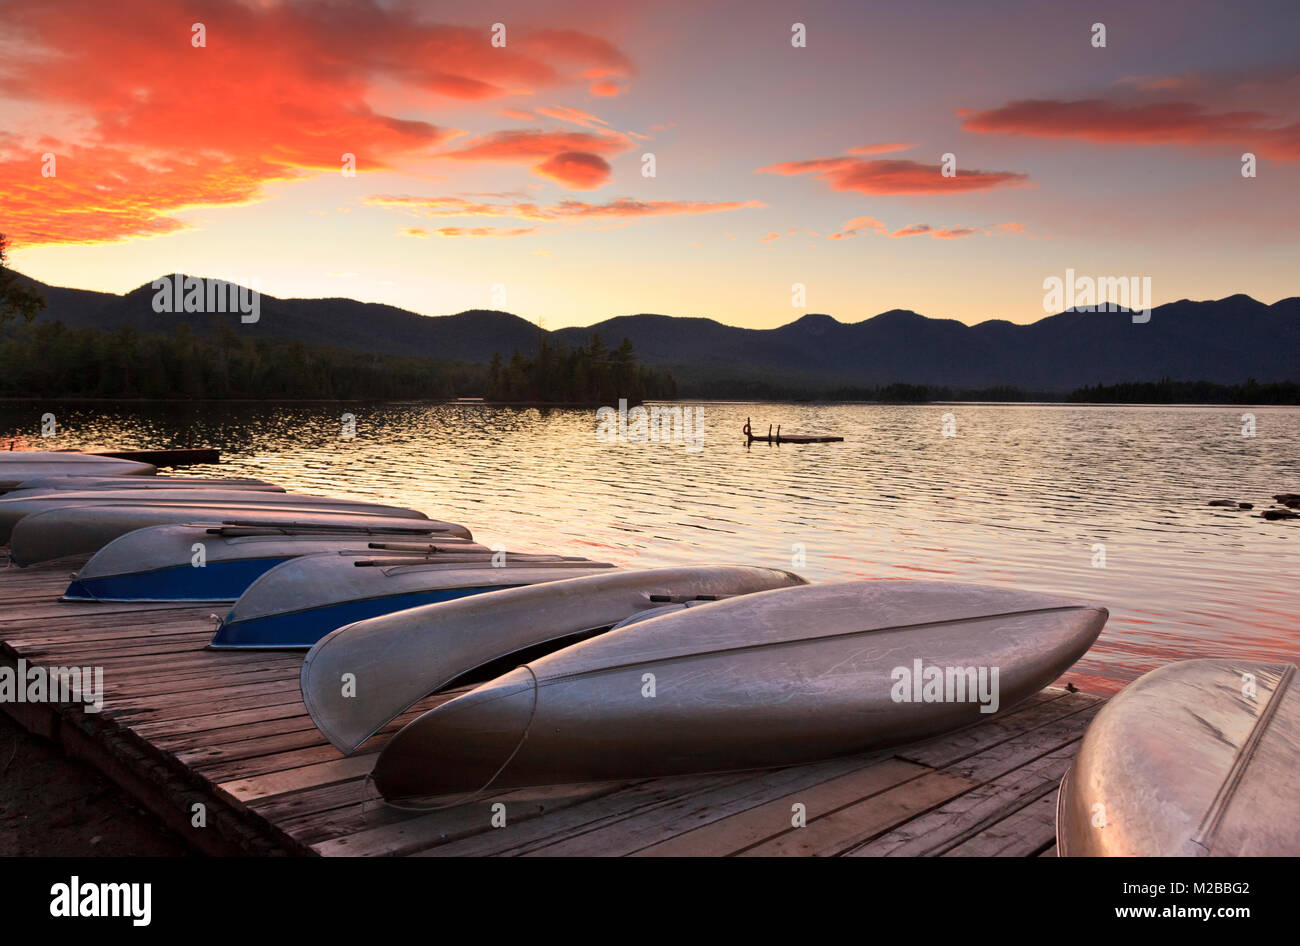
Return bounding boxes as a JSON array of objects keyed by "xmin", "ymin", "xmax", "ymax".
[
  {"xmin": 215, "ymin": 556, "xmax": 616, "ymax": 649},
  {"xmin": 0, "ymin": 488, "xmax": 426, "ymax": 542},
  {"xmin": 373, "ymin": 580, "xmax": 1107, "ymax": 802},
  {"xmin": 64, "ymin": 524, "xmax": 485, "ymax": 602},
  {"xmin": 302, "ymin": 565, "xmax": 810, "ymax": 753},
  {"xmin": 1057, "ymin": 659, "xmax": 1300, "ymax": 857},
  {"xmin": 0, "ymin": 455, "xmax": 157, "ymax": 485},
  {"xmin": 9, "ymin": 505, "xmax": 470, "ymax": 565},
  {"xmin": 5, "ymin": 475, "xmax": 281, "ymax": 494}
]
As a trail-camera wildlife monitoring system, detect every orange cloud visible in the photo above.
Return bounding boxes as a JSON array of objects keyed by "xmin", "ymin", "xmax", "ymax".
[
  {"xmin": 757, "ymin": 154, "xmax": 1029, "ymax": 194},
  {"xmin": 824, "ymin": 217, "xmax": 1023, "ymax": 241},
  {"xmin": 440, "ymin": 130, "xmax": 627, "ymax": 160},
  {"xmin": 581, "ymin": 69, "xmax": 631, "ymax": 97},
  {"xmin": 533, "ymin": 152, "xmax": 612, "ymax": 189},
  {"xmin": 432, "ymin": 226, "xmax": 539, "ymax": 238},
  {"xmin": 534, "ymin": 105, "xmax": 611, "ymax": 130},
  {"xmin": 889, "ymin": 224, "xmax": 980, "ymax": 239},
  {"xmin": 368, "ymin": 194, "xmax": 764, "ymax": 223},
  {"xmin": 828, "ymin": 216, "xmax": 888, "ymax": 239},
  {"xmin": 403, "ymin": 224, "xmax": 537, "ymax": 238},
  {"xmin": 438, "ymin": 129, "xmax": 628, "ymax": 190},
  {"xmin": 547, "ymin": 198, "xmax": 765, "ymax": 219},
  {"xmin": 0, "ymin": 0, "xmax": 636, "ymax": 245},
  {"xmin": 961, "ymin": 98, "xmax": 1300, "ymax": 161},
  {"xmin": 847, "ymin": 142, "xmax": 916, "ymax": 155}
]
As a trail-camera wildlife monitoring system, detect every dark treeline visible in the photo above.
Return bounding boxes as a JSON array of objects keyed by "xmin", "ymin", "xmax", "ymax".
[
  {"xmin": 486, "ymin": 334, "xmax": 676, "ymax": 403},
  {"xmin": 819, "ymin": 383, "xmax": 1055, "ymax": 402},
  {"xmin": 0, "ymin": 321, "xmax": 489, "ymax": 399},
  {"xmin": 1066, "ymin": 379, "xmax": 1300, "ymax": 404},
  {"xmin": 801, "ymin": 380, "xmax": 1298, "ymax": 404},
  {"xmin": 817, "ymin": 381, "xmax": 1299, "ymax": 404},
  {"xmin": 0, "ymin": 320, "xmax": 676, "ymax": 403},
  {"xmin": 678, "ymin": 377, "xmax": 1060, "ymax": 402}
]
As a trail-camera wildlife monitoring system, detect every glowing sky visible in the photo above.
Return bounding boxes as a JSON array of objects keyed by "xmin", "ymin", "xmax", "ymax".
[{"xmin": 2, "ymin": 0, "xmax": 1297, "ymax": 329}]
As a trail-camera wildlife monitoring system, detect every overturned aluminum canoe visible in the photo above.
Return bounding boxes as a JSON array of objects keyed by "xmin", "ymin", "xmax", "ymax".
[
  {"xmin": 9, "ymin": 505, "xmax": 472, "ymax": 566},
  {"xmin": 303, "ymin": 565, "xmax": 809, "ymax": 754},
  {"xmin": 0, "ymin": 487, "xmax": 425, "ymax": 540},
  {"xmin": 213, "ymin": 554, "xmax": 617, "ymax": 649},
  {"xmin": 0, "ymin": 453, "xmax": 156, "ymax": 485},
  {"xmin": 0, "ymin": 451, "xmax": 151, "ymax": 465},
  {"xmin": 1057, "ymin": 659, "xmax": 1300, "ymax": 857},
  {"xmin": 373, "ymin": 580, "xmax": 1107, "ymax": 803},
  {"xmin": 3, "ymin": 474, "xmax": 282, "ymax": 494},
  {"xmin": 65, "ymin": 523, "xmax": 492, "ymax": 602}
]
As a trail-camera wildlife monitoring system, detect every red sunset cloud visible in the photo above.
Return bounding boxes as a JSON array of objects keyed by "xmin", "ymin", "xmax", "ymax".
[
  {"xmin": 757, "ymin": 155, "xmax": 1029, "ymax": 194},
  {"xmin": 439, "ymin": 129, "xmax": 628, "ymax": 189},
  {"xmin": 961, "ymin": 98, "xmax": 1300, "ymax": 161},
  {"xmin": 828, "ymin": 216, "xmax": 889, "ymax": 239},
  {"xmin": 543, "ymin": 198, "xmax": 765, "ymax": 219},
  {"xmin": 890, "ymin": 224, "xmax": 978, "ymax": 239},
  {"xmin": 0, "ymin": 0, "xmax": 636, "ymax": 245},
  {"xmin": 406, "ymin": 226, "xmax": 539, "ymax": 238},
  {"xmin": 441, "ymin": 130, "xmax": 628, "ymax": 161},
  {"xmin": 533, "ymin": 152, "xmax": 612, "ymax": 189},
  {"xmin": 367, "ymin": 195, "xmax": 764, "ymax": 222},
  {"xmin": 534, "ymin": 106, "xmax": 612, "ymax": 130},
  {"xmin": 847, "ymin": 143, "xmax": 916, "ymax": 155},
  {"xmin": 824, "ymin": 217, "xmax": 1023, "ymax": 241}
]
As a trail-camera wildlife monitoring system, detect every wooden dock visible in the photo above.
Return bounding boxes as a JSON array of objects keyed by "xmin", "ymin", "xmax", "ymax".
[
  {"xmin": 744, "ymin": 418, "xmax": 844, "ymax": 445},
  {"xmin": 0, "ymin": 548, "xmax": 1105, "ymax": 857},
  {"xmin": 87, "ymin": 448, "xmax": 221, "ymax": 467}
]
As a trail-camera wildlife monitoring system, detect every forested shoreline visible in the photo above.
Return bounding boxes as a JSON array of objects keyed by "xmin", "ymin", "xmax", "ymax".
[
  {"xmin": 2, "ymin": 320, "xmax": 1293, "ymax": 404},
  {"xmin": 0, "ymin": 320, "xmax": 677, "ymax": 403},
  {"xmin": 486, "ymin": 336, "xmax": 677, "ymax": 403}
]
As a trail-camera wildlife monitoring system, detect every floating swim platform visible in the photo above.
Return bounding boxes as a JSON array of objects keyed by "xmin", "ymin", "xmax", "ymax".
[{"xmin": 744, "ymin": 418, "xmax": 843, "ymax": 444}]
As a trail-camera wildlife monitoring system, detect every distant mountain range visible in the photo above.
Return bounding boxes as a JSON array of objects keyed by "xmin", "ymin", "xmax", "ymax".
[{"xmin": 13, "ymin": 273, "xmax": 1298, "ymax": 393}]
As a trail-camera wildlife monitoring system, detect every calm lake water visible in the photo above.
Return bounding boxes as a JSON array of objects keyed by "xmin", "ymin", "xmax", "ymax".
[{"xmin": 4, "ymin": 400, "xmax": 1298, "ymax": 694}]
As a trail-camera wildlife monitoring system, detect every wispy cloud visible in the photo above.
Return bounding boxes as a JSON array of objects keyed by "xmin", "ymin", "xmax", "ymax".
[
  {"xmin": 847, "ymin": 142, "xmax": 916, "ymax": 155},
  {"xmin": 437, "ymin": 129, "xmax": 630, "ymax": 189},
  {"xmin": 758, "ymin": 153, "xmax": 1029, "ymax": 195},
  {"xmin": 369, "ymin": 194, "xmax": 765, "ymax": 223},
  {"xmin": 961, "ymin": 98, "xmax": 1300, "ymax": 161},
  {"xmin": 405, "ymin": 225, "xmax": 539, "ymax": 238}
]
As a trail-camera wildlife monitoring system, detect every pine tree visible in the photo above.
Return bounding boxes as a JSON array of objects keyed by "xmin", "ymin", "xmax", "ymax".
[{"xmin": 0, "ymin": 234, "xmax": 45, "ymax": 324}]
